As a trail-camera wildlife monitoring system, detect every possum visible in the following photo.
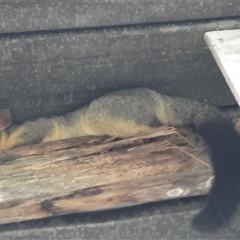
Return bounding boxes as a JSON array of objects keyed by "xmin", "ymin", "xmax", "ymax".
[{"xmin": 0, "ymin": 88, "xmax": 240, "ymax": 232}]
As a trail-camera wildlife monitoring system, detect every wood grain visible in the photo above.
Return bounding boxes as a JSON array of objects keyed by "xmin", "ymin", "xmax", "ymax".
[{"xmin": 0, "ymin": 126, "xmax": 212, "ymax": 225}]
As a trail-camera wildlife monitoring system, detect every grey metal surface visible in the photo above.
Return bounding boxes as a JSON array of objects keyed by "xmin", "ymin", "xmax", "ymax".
[
  {"xmin": 0, "ymin": 197, "xmax": 240, "ymax": 239},
  {"xmin": 1, "ymin": 19, "xmax": 240, "ymax": 122},
  {"xmin": 1, "ymin": 1, "xmax": 240, "ymax": 33}
]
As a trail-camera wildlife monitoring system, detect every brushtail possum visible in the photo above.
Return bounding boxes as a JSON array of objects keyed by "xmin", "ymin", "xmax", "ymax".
[{"xmin": 1, "ymin": 88, "xmax": 240, "ymax": 232}]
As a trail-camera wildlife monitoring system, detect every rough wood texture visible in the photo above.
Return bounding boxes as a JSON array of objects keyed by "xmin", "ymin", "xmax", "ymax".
[
  {"xmin": 204, "ymin": 29, "xmax": 240, "ymax": 106},
  {"xmin": 0, "ymin": 126, "xmax": 212, "ymax": 225}
]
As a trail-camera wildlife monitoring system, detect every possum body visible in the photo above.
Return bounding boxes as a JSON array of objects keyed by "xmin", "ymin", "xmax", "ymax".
[{"xmin": 0, "ymin": 88, "xmax": 240, "ymax": 232}]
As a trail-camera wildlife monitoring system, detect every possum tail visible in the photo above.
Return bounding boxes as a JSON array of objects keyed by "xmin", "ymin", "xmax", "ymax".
[
  {"xmin": 191, "ymin": 115, "xmax": 240, "ymax": 232},
  {"xmin": 156, "ymin": 95, "xmax": 240, "ymax": 232}
]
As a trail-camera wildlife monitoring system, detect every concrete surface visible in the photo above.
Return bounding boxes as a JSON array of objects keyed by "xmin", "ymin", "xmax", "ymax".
[
  {"xmin": 1, "ymin": 2, "xmax": 240, "ymax": 33},
  {"xmin": 1, "ymin": 19, "xmax": 240, "ymax": 122}
]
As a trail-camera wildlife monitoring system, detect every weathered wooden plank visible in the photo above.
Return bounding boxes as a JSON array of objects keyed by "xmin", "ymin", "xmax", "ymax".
[
  {"xmin": 204, "ymin": 29, "xmax": 240, "ymax": 106},
  {"xmin": 0, "ymin": 126, "xmax": 212, "ymax": 225}
]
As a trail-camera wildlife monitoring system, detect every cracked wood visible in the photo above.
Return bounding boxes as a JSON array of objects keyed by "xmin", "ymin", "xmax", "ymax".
[{"xmin": 0, "ymin": 126, "xmax": 212, "ymax": 225}]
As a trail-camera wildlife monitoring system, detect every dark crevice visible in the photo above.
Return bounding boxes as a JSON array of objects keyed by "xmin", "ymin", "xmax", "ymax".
[{"xmin": 0, "ymin": 16, "xmax": 240, "ymax": 40}]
